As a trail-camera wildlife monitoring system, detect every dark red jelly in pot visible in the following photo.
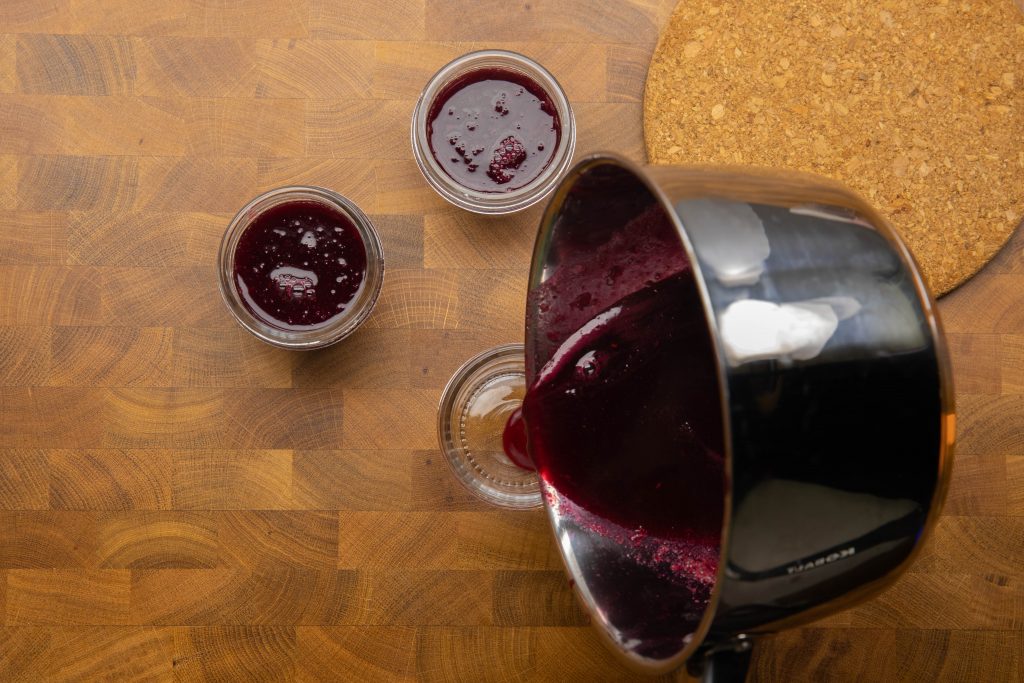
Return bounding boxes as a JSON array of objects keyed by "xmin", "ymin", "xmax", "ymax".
[
  {"xmin": 524, "ymin": 268, "xmax": 725, "ymax": 544},
  {"xmin": 427, "ymin": 67, "xmax": 561, "ymax": 192},
  {"xmin": 505, "ymin": 200, "xmax": 725, "ymax": 653},
  {"xmin": 233, "ymin": 200, "xmax": 367, "ymax": 330}
]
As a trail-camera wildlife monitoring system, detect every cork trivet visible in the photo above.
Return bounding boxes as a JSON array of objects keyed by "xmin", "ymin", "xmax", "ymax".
[{"xmin": 644, "ymin": 0, "xmax": 1024, "ymax": 295}]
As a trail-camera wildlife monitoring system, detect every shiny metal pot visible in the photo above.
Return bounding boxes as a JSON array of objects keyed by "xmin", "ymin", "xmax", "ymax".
[{"xmin": 525, "ymin": 154, "xmax": 954, "ymax": 681}]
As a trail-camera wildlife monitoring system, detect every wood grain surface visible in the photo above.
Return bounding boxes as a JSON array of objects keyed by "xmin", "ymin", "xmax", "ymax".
[{"xmin": 0, "ymin": 1, "xmax": 1021, "ymax": 681}]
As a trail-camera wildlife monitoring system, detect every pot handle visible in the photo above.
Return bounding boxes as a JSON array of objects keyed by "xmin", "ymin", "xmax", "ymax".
[{"xmin": 690, "ymin": 636, "xmax": 754, "ymax": 683}]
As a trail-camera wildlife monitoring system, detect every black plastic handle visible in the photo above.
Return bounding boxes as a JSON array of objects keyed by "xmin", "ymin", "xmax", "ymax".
[
  {"xmin": 688, "ymin": 639, "xmax": 754, "ymax": 683},
  {"xmin": 701, "ymin": 646, "xmax": 752, "ymax": 683}
]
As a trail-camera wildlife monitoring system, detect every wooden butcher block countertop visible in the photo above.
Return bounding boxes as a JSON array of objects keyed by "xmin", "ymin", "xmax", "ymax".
[{"xmin": 0, "ymin": 1, "xmax": 1020, "ymax": 680}]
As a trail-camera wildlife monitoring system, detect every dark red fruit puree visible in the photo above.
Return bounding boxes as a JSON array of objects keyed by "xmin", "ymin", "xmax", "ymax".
[
  {"xmin": 233, "ymin": 200, "xmax": 367, "ymax": 330},
  {"xmin": 427, "ymin": 68, "xmax": 560, "ymax": 192},
  {"xmin": 504, "ymin": 201, "xmax": 725, "ymax": 656}
]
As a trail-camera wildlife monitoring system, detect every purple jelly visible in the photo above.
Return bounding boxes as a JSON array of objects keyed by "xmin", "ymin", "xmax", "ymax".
[
  {"xmin": 232, "ymin": 200, "xmax": 368, "ymax": 330},
  {"xmin": 427, "ymin": 67, "xmax": 561, "ymax": 192}
]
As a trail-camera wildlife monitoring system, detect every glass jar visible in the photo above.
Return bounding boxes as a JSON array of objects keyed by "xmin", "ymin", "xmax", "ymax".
[
  {"xmin": 217, "ymin": 186, "xmax": 384, "ymax": 350},
  {"xmin": 411, "ymin": 50, "xmax": 576, "ymax": 214}
]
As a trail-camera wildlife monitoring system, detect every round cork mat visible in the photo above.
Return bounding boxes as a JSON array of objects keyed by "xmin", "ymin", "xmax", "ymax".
[{"xmin": 644, "ymin": 0, "xmax": 1024, "ymax": 296}]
